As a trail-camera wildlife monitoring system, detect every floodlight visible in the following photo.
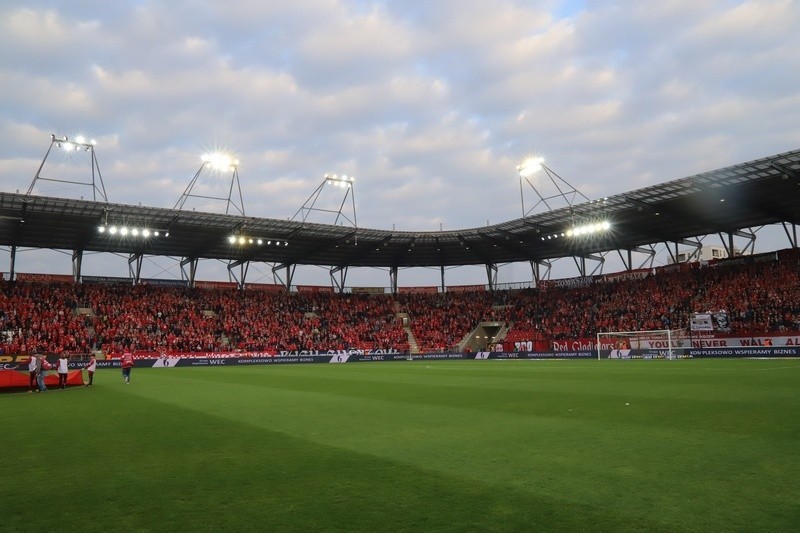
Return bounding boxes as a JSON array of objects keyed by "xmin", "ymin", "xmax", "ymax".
[
  {"xmin": 75, "ymin": 136, "xmax": 86, "ymax": 144},
  {"xmin": 202, "ymin": 152, "xmax": 238, "ymax": 172},
  {"xmin": 238, "ymin": 236, "xmax": 245, "ymax": 244},
  {"xmin": 517, "ymin": 156, "xmax": 544, "ymax": 179},
  {"xmin": 154, "ymin": 231, "xmax": 160, "ymax": 237},
  {"xmin": 98, "ymin": 225, "xmax": 106, "ymax": 233},
  {"xmin": 257, "ymin": 239, "xmax": 263, "ymax": 245},
  {"xmin": 228, "ymin": 236, "xmax": 236, "ymax": 244},
  {"xmin": 132, "ymin": 228, "xmax": 139, "ymax": 236},
  {"xmin": 109, "ymin": 226, "xmax": 118, "ymax": 234},
  {"xmin": 120, "ymin": 227, "xmax": 129, "ymax": 236},
  {"xmin": 142, "ymin": 229, "xmax": 151, "ymax": 237}
]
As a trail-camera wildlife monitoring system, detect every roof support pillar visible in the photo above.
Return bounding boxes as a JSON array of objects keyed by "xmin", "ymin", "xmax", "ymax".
[
  {"xmin": 228, "ymin": 260, "xmax": 249, "ymax": 290},
  {"xmin": 9, "ymin": 244, "xmax": 16, "ymax": 282},
  {"xmin": 389, "ymin": 266, "xmax": 398, "ymax": 295},
  {"xmin": 485, "ymin": 262, "xmax": 497, "ymax": 292},
  {"xmin": 530, "ymin": 260, "xmax": 551, "ymax": 288},
  {"xmin": 576, "ymin": 253, "xmax": 605, "ymax": 276},
  {"xmin": 618, "ymin": 246, "xmax": 656, "ymax": 271},
  {"xmin": 679, "ymin": 239, "xmax": 702, "ymax": 263},
  {"xmin": 128, "ymin": 253, "xmax": 143, "ymax": 284},
  {"xmin": 719, "ymin": 230, "xmax": 755, "ymax": 257},
  {"xmin": 440, "ymin": 265, "xmax": 445, "ymax": 293},
  {"xmin": 781, "ymin": 222, "xmax": 798, "ymax": 248},
  {"xmin": 667, "ymin": 239, "xmax": 701, "ymax": 264},
  {"xmin": 72, "ymin": 249, "xmax": 83, "ymax": 283},
  {"xmin": 574, "ymin": 256, "xmax": 586, "ymax": 277},
  {"xmin": 180, "ymin": 257, "xmax": 198, "ymax": 288},
  {"xmin": 272, "ymin": 263, "xmax": 295, "ymax": 290},
  {"xmin": 330, "ymin": 265, "xmax": 348, "ymax": 293}
]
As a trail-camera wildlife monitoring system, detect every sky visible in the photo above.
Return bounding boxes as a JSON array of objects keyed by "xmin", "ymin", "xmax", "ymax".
[{"xmin": 0, "ymin": 0, "xmax": 799, "ymax": 287}]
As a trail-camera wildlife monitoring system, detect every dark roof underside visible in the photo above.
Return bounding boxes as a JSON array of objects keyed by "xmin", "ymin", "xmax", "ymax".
[{"xmin": 0, "ymin": 149, "xmax": 798, "ymax": 269}]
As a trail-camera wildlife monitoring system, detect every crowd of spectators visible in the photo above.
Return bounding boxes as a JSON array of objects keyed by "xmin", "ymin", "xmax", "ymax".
[
  {"xmin": 0, "ymin": 251, "xmax": 797, "ymax": 356},
  {"xmin": 502, "ymin": 252, "xmax": 800, "ymax": 342}
]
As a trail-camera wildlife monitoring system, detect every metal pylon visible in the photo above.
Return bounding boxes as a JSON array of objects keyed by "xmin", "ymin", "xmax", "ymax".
[
  {"xmin": 174, "ymin": 155, "xmax": 245, "ymax": 216},
  {"xmin": 27, "ymin": 134, "xmax": 108, "ymax": 202},
  {"xmin": 517, "ymin": 158, "xmax": 589, "ymax": 217}
]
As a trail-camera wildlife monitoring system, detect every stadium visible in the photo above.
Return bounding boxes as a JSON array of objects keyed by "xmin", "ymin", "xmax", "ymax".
[
  {"xmin": 3, "ymin": 2, "xmax": 800, "ymax": 529},
  {"xmin": 2, "ymin": 140, "xmax": 799, "ymax": 530}
]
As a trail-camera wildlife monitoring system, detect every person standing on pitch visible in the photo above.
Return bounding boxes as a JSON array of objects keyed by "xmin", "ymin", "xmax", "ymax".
[
  {"xmin": 36, "ymin": 354, "xmax": 53, "ymax": 392},
  {"xmin": 57, "ymin": 352, "xmax": 69, "ymax": 389},
  {"xmin": 84, "ymin": 354, "xmax": 97, "ymax": 386},
  {"xmin": 121, "ymin": 351, "xmax": 134, "ymax": 384},
  {"xmin": 27, "ymin": 353, "xmax": 38, "ymax": 392}
]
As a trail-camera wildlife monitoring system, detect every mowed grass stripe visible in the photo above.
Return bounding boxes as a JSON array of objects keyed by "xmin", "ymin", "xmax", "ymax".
[
  {"xmin": 3, "ymin": 359, "xmax": 799, "ymax": 531},
  {"xmin": 139, "ymin": 361, "xmax": 800, "ymax": 439},
  {"xmin": 5, "ymin": 384, "xmax": 653, "ymax": 532},
  {"xmin": 105, "ymin": 361, "xmax": 800, "ymax": 529}
]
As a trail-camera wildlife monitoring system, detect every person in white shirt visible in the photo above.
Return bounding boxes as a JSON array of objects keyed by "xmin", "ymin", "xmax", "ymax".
[
  {"xmin": 57, "ymin": 353, "xmax": 69, "ymax": 389},
  {"xmin": 84, "ymin": 355, "xmax": 97, "ymax": 386},
  {"xmin": 28, "ymin": 354, "xmax": 38, "ymax": 392}
]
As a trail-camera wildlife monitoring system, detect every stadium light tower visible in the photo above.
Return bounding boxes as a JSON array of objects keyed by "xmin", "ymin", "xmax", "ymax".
[
  {"xmin": 174, "ymin": 152, "xmax": 245, "ymax": 215},
  {"xmin": 517, "ymin": 156, "xmax": 589, "ymax": 217},
  {"xmin": 27, "ymin": 134, "xmax": 108, "ymax": 202},
  {"xmin": 292, "ymin": 173, "xmax": 357, "ymax": 228},
  {"xmin": 289, "ymin": 173, "xmax": 358, "ymax": 293}
]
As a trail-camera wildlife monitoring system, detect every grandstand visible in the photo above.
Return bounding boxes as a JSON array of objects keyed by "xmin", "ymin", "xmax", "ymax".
[
  {"xmin": 0, "ymin": 247, "xmax": 797, "ymax": 357},
  {"xmin": 0, "ymin": 148, "xmax": 798, "ymax": 357}
]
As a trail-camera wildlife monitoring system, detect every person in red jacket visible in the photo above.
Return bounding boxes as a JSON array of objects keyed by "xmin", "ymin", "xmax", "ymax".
[{"xmin": 121, "ymin": 351, "xmax": 134, "ymax": 384}]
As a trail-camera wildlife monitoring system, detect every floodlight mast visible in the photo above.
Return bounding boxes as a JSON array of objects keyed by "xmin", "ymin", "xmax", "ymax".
[
  {"xmin": 292, "ymin": 173, "xmax": 357, "ymax": 228},
  {"xmin": 174, "ymin": 154, "xmax": 245, "ymax": 216},
  {"xmin": 517, "ymin": 157, "xmax": 590, "ymax": 217},
  {"xmin": 27, "ymin": 134, "xmax": 108, "ymax": 202},
  {"xmin": 291, "ymin": 173, "xmax": 358, "ymax": 293}
]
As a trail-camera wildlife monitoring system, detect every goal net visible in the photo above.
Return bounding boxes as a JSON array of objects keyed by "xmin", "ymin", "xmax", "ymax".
[{"xmin": 596, "ymin": 329, "xmax": 686, "ymax": 360}]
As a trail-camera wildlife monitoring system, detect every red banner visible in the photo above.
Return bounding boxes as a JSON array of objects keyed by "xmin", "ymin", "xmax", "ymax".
[
  {"xmin": 247, "ymin": 283, "xmax": 284, "ymax": 292},
  {"xmin": 0, "ymin": 369, "xmax": 83, "ymax": 389},
  {"xmin": 195, "ymin": 281, "xmax": 237, "ymax": 290},
  {"xmin": 351, "ymin": 287, "xmax": 385, "ymax": 294},
  {"xmin": 16, "ymin": 273, "xmax": 74, "ymax": 283},
  {"xmin": 398, "ymin": 286, "xmax": 438, "ymax": 293},
  {"xmin": 447, "ymin": 285, "xmax": 486, "ymax": 293},
  {"xmin": 296, "ymin": 285, "xmax": 334, "ymax": 293}
]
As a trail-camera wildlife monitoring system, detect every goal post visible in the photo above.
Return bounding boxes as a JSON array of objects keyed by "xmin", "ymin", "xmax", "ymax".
[{"xmin": 596, "ymin": 329, "xmax": 686, "ymax": 360}]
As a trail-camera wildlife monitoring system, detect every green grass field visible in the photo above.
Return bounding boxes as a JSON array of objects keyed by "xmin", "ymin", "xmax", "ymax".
[{"xmin": 3, "ymin": 359, "xmax": 800, "ymax": 532}]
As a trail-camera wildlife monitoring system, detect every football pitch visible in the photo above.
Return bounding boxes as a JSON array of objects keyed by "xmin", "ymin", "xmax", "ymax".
[{"xmin": 3, "ymin": 359, "xmax": 800, "ymax": 531}]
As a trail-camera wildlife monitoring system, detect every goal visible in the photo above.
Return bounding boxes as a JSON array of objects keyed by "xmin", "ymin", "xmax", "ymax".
[{"xmin": 596, "ymin": 329, "xmax": 685, "ymax": 360}]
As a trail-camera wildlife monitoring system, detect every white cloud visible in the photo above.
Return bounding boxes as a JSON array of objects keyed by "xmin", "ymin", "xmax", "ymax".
[{"xmin": 0, "ymin": 0, "xmax": 798, "ymax": 284}]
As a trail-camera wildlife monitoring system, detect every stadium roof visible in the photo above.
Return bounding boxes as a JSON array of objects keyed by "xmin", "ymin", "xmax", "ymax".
[{"xmin": 0, "ymin": 148, "xmax": 798, "ymax": 272}]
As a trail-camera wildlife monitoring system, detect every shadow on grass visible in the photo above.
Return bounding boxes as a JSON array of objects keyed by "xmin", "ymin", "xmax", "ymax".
[{"xmin": 3, "ymin": 387, "xmax": 659, "ymax": 532}]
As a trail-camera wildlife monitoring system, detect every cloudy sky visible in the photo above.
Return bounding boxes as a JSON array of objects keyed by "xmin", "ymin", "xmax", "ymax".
[{"xmin": 1, "ymin": 0, "xmax": 799, "ymax": 286}]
